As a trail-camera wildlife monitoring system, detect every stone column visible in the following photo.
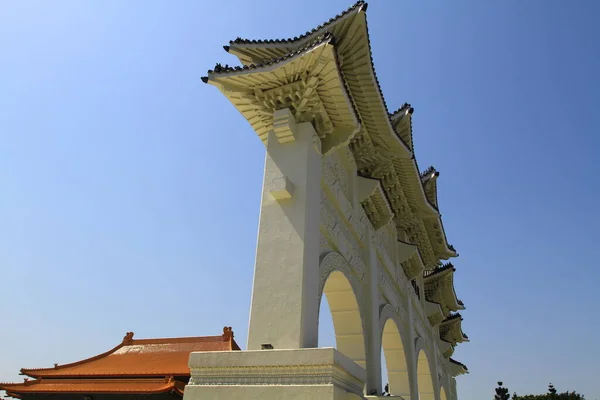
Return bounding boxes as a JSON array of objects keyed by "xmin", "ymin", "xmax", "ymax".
[{"xmin": 247, "ymin": 112, "xmax": 322, "ymax": 351}]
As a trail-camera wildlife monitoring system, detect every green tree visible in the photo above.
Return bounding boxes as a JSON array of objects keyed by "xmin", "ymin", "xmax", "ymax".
[
  {"xmin": 505, "ymin": 382, "xmax": 585, "ymax": 400},
  {"xmin": 495, "ymin": 382, "xmax": 511, "ymax": 400}
]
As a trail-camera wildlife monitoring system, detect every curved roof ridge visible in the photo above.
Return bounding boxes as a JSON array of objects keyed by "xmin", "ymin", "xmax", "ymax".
[
  {"xmin": 131, "ymin": 335, "xmax": 228, "ymax": 344},
  {"xmin": 204, "ymin": 32, "xmax": 336, "ymax": 79},
  {"xmin": 20, "ymin": 333, "xmax": 130, "ymax": 375},
  {"xmin": 228, "ymin": 1, "xmax": 366, "ymax": 46},
  {"xmin": 0, "ymin": 377, "xmax": 186, "ymax": 395},
  {"xmin": 449, "ymin": 358, "xmax": 468, "ymax": 371},
  {"xmin": 20, "ymin": 328, "xmax": 238, "ymax": 377}
]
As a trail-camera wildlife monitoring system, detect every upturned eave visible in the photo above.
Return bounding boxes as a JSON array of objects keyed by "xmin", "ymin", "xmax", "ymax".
[
  {"xmin": 423, "ymin": 264, "xmax": 464, "ymax": 312},
  {"xmin": 449, "ymin": 358, "xmax": 469, "ymax": 376},
  {"xmin": 209, "ymin": 0, "xmax": 459, "ymax": 270},
  {"xmin": 222, "ymin": 2, "xmax": 411, "ymax": 159},
  {"xmin": 440, "ymin": 314, "xmax": 469, "ymax": 346},
  {"xmin": 204, "ymin": 34, "xmax": 361, "ymax": 154}
]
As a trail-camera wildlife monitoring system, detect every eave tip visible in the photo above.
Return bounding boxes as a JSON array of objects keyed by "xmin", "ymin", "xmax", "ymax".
[
  {"xmin": 201, "ymin": 76, "xmax": 209, "ymax": 84},
  {"xmin": 408, "ymin": 107, "xmax": 414, "ymax": 114},
  {"xmin": 223, "ymin": 45, "xmax": 230, "ymax": 52},
  {"xmin": 361, "ymin": 2, "xmax": 369, "ymax": 12}
]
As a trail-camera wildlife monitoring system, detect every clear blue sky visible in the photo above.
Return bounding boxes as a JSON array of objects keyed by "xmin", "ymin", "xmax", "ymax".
[{"xmin": 1, "ymin": 1, "xmax": 599, "ymax": 399}]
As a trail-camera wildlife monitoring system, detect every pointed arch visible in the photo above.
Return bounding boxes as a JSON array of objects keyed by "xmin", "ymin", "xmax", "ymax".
[
  {"xmin": 379, "ymin": 304, "xmax": 411, "ymax": 398},
  {"xmin": 318, "ymin": 252, "xmax": 367, "ymax": 369}
]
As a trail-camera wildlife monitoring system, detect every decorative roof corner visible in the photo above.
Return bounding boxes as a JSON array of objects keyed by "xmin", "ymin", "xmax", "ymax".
[
  {"xmin": 440, "ymin": 313, "xmax": 469, "ymax": 346},
  {"xmin": 424, "ymin": 266, "xmax": 463, "ymax": 316},
  {"xmin": 122, "ymin": 332, "xmax": 134, "ymax": 345},
  {"xmin": 449, "ymin": 358, "xmax": 469, "ymax": 376}
]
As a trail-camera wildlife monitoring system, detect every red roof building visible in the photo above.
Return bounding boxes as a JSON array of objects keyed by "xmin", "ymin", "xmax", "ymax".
[{"xmin": 0, "ymin": 327, "xmax": 240, "ymax": 400}]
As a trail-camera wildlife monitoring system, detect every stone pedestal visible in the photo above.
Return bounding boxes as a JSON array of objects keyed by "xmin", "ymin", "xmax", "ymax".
[{"xmin": 183, "ymin": 348, "xmax": 367, "ymax": 400}]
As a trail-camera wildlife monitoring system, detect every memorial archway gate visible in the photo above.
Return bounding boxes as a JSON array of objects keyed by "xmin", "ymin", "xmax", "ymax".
[{"xmin": 186, "ymin": 2, "xmax": 468, "ymax": 400}]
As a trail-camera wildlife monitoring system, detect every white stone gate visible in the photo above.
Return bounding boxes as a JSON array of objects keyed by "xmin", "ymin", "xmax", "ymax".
[{"xmin": 184, "ymin": 2, "xmax": 468, "ymax": 399}]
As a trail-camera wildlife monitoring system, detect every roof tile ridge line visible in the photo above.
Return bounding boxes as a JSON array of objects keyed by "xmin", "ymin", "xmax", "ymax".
[
  {"xmin": 20, "ymin": 333, "xmax": 131, "ymax": 377},
  {"xmin": 448, "ymin": 357, "xmax": 468, "ymax": 369},
  {"xmin": 226, "ymin": 1, "xmax": 366, "ymax": 46},
  {"xmin": 131, "ymin": 334, "xmax": 226, "ymax": 344},
  {"xmin": 443, "ymin": 312, "xmax": 463, "ymax": 321},
  {"xmin": 204, "ymin": 32, "xmax": 336, "ymax": 79},
  {"xmin": 12, "ymin": 378, "xmax": 181, "ymax": 384},
  {"xmin": 424, "ymin": 262, "xmax": 456, "ymax": 278}
]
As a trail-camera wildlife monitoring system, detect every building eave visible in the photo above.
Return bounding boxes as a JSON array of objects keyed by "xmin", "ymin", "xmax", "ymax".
[
  {"xmin": 204, "ymin": 35, "xmax": 361, "ymax": 154},
  {"xmin": 222, "ymin": 3, "xmax": 411, "ymax": 158},
  {"xmin": 423, "ymin": 264, "xmax": 464, "ymax": 312},
  {"xmin": 449, "ymin": 358, "xmax": 469, "ymax": 376},
  {"xmin": 440, "ymin": 314, "xmax": 468, "ymax": 346}
]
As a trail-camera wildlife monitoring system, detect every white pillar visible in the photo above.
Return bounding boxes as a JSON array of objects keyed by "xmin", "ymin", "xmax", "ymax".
[
  {"xmin": 365, "ymin": 228, "xmax": 382, "ymax": 395},
  {"xmin": 431, "ymin": 335, "xmax": 441, "ymax": 400},
  {"xmin": 407, "ymin": 298, "xmax": 419, "ymax": 400},
  {"xmin": 247, "ymin": 117, "xmax": 322, "ymax": 351},
  {"xmin": 450, "ymin": 377, "xmax": 458, "ymax": 400}
]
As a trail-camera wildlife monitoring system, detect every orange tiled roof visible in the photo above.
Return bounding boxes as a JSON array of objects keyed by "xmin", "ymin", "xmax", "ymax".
[
  {"xmin": 0, "ymin": 377, "xmax": 185, "ymax": 396},
  {"xmin": 19, "ymin": 327, "xmax": 240, "ymax": 379}
]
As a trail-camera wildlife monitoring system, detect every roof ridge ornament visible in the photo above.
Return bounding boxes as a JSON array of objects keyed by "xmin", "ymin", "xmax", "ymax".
[
  {"xmin": 122, "ymin": 332, "xmax": 134, "ymax": 344},
  {"xmin": 390, "ymin": 102, "xmax": 414, "ymax": 117},
  {"xmin": 222, "ymin": 326, "xmax": 234, "ymax": 341}
]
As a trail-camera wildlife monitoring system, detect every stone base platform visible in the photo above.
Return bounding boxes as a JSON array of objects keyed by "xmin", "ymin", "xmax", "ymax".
[{"xmin": 183, "ymin": 347, "xmax": 367, "ymax": 400}]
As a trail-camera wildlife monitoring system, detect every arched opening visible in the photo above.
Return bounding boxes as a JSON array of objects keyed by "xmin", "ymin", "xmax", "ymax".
[
  {"xmin": 440, "ymin": 385, "xmax": 448, "ymax": 400},
  {"xmin": 318, "ymin": 270, "xmax": 366, "ymax": 369},
  {"xmin": 417, "ymin": 350, "xmax": 435, "ymax": 400},
  {"xmin": 381, "ymin": 318, "xmax": 410, "ymax": 397}
]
